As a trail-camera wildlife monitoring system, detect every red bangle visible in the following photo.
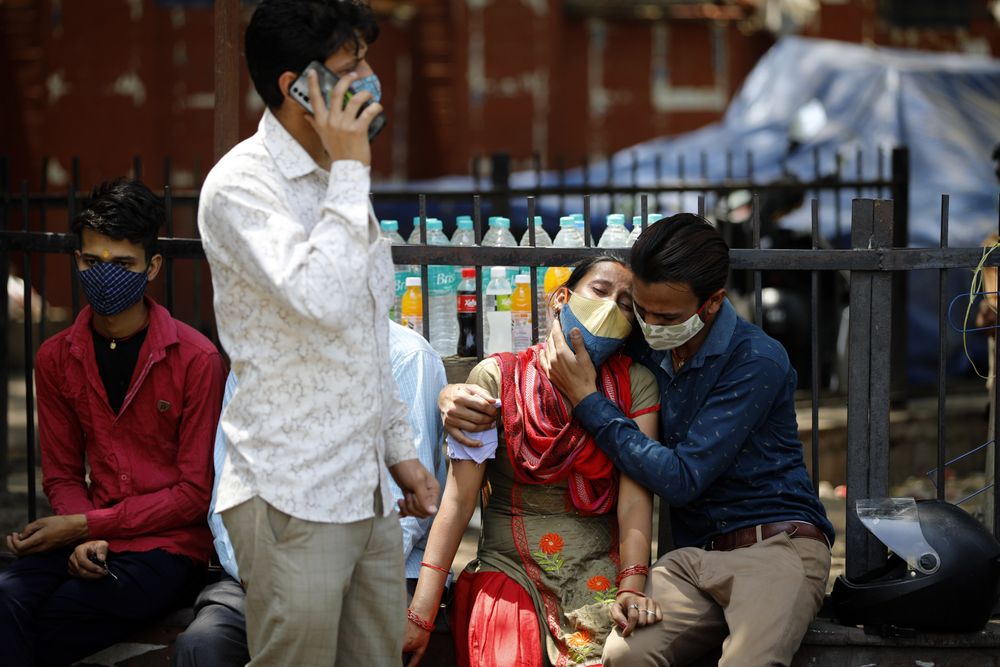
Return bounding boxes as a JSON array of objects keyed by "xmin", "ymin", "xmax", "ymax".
[
  {"xmin": 616, "ymin": 564, "xmax": 650, "ymax": 586},
  {"xmin": 407, "ymin": 608, "xmax": 435, "ymax": 632},
  {"xmin": 420, "ymin": 561, "xmax": 450, "ymax": 576},
  {"xmin": 615, "ymin": 588, "xmax": 647, "ymax": 599}
]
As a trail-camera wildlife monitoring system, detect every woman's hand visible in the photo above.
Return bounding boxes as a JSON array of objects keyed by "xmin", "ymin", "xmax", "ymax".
[
  {"xmin": 402, "ymin": 617, "xmax": 432, "ymax": 667},
  {"xmin": 611, "ymin": 592, "xmax": 662, "ymax": 637}
]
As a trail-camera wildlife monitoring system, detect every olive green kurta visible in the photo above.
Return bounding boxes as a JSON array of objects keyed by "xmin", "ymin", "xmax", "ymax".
[{"xmin": 461, "ymin": 358, "xmax": 658, "ymax": 666}]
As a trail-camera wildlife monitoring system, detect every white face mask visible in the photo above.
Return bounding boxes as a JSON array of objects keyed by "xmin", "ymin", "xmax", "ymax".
[{"xmin": 634, "ymin": 302, "xmax": 705, "ymax": 351}]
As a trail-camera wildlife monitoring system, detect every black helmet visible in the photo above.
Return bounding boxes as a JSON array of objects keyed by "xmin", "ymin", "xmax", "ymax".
[{"xmin": 832, "ymin": 498, "xmax": 1000, "ymax": 633}]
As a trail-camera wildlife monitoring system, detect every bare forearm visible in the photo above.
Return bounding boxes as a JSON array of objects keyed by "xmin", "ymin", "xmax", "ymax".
[{"xmin": 409, "ymin": 466, "xmax": 481, "ymax": 619}]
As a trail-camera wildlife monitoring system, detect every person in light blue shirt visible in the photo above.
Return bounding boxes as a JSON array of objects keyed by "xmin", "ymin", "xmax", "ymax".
[{"xmin": 175, "ymin": 321, "xmax": 448, "ymax": 666}]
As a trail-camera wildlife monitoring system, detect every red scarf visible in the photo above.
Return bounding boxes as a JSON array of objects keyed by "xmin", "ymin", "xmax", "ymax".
[{"xmin": 493, "ymin": 346, "xmax": 634, "ymax": 516}]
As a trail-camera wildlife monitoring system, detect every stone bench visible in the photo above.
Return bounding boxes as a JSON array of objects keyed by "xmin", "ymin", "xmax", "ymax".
[{"xmin": 71, "ymin": 613, "xmax": 1000, "ymax": 666}]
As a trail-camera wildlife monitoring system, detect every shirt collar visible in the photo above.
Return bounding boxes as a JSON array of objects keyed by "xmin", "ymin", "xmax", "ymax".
[
  {"xmin": 684, "ymin": 298, "xmax": 737, "ymax": 370},
  {"xmin": 68, "ymin": 296, "xmax": 178, "ymax": 360},
  {"xmin": 260, "ymin": 109, "xmax": 325, "ymax": 181}
]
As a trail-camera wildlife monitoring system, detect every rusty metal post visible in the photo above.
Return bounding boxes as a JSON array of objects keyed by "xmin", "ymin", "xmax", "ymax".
[
  {"xmin": 845, "ymin": 198, "xmax": 894, "ymax": 578},
  {"xmin": 214, "ymin": 0, "xmax": 241, "ymax": 161}
]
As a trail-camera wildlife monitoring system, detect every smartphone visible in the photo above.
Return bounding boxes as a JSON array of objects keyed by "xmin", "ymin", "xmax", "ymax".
[{"xmin": 289, "ymin": 60, "xmax": 386, "ymax": 142}]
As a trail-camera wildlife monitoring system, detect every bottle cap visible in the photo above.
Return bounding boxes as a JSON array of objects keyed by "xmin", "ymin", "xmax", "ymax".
[
  {"xmin": 412, "ymin": 216, "xmax": 422, "ymax": 226},
  {"xmin": 427, "ymin": 218, "xmax": 443, "ymax": 230},
  {"xmin": 607, "ymin": 213, "xmax": 625, "ymax": 226},
  {"xmin": 405, "ymin": 277, "xmax": 422, "ymax": 287},
  {"xmin": 571, "ymin": 213, "xmax": 584, "ymax": 221},
  {"xmin": 461, "ymin": 267, "xmax": 476, "ymax": 279},
  {"xmin": 528, "ymin": 215, "xmax": 543, "ymax": 226},
  {"xmin": 559, "ymin": 216, "xmax": 575, "ymax": 228},
  {"xmin": 490, "ymin": 266, "xmax": 508, "ymax": 280},
  {"xmin": 457, "ymin": 216, "xmax": 474, "ymax": 229},
  {"xmin": 493, "ymin": 217, "xmax": 510, "ymax": 229},
  {"xmin": 515, "ymin": 274, "xmax": 530, "ymax": 284},
  {"xmin": 380, "ymin": 219, "xmax": 398, "ymax": 231}
]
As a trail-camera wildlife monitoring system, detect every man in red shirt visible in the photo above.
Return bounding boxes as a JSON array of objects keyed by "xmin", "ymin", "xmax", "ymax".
[{"xmin": 0, "ymin": 178, "xmax": 225, "ymax": 665}]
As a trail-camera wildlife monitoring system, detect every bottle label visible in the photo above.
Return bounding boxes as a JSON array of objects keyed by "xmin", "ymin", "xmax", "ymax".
[
  {"xmin": 402, "ymin": 315, "xmax": 423, "ymax": 332},
  {"xmin": 394, "ymin": 270, "xmax": 410, "ymax": 298},
  {"xmin": 495, "ymin": 294, "xmax": 512, "ymax": 311},
  {"xmin": 428, "ymin": 266, "xmax": 458, "ymax": 295},
  {"xmin": 458, "ymin": 294, "xmax": 477, "ymax": 314}
]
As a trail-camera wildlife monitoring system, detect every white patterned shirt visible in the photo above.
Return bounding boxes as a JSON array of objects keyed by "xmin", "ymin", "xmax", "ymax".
[{"xmin": 198, "ymin": 110, "xmax": 416, "ymax": 524}]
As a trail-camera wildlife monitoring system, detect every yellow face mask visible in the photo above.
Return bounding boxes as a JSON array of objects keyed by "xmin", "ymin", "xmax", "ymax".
[{"xmin": 558, "ymin": 291, "xmax": 633, "ymax": 366}]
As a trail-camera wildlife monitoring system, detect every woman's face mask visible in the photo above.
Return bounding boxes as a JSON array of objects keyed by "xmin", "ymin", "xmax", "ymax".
[
  {"xmin": 558, "ymin": 291, "xmax": 633, "ymax": 366},
  {"xmin": 633, "ymin": 300, "xmax": 708, "ymax": 351}
]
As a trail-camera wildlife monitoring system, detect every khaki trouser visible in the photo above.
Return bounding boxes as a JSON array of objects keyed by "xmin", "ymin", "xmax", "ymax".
[
  {"xmin": 222, "ymin": 495, "xmax": 405, "ymax": 667},
  {"xmin": 603, "ymin": 531, "xmax": 831, "ymax": 667}
]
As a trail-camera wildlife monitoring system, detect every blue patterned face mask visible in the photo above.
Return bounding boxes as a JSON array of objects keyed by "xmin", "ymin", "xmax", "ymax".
[
  {"xmin": 77, "ymin": 262, "xmax": 149, "ymax": 316},
  {"xmin": 351, "ymin": 73, "xmax": 381, "ymax": 104}
]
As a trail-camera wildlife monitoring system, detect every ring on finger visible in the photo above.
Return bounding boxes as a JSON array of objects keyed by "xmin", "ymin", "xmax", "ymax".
[{"xmin": 628, "ymin": 604, "xmax": 640, "ymax": 611}]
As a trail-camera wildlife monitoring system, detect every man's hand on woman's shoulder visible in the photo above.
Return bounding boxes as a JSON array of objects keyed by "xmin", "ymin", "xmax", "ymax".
[{"xmin": 438, "ymin": 383, "xmax": 498, "ymax": 447}]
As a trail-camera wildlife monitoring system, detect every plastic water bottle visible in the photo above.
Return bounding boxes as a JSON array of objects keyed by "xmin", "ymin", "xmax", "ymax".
[
  {"xmin": 407, "ymin": 216, "xmax": 423, "ymax": 244},
  {"xmin": 627, "ymin": 213, "xmax": 664, "ymax": 247},
  {"xmin": 457, "ymin": 267, "xmax": 477, "ymax": 357},
  {"xmin": 520, "ymin": 216, "xmax": 552, "ymax": 338},
  {"xmin": 572, "ymin": 213, "xmax": 587, "ymax": 245},
  {"xmin": 519, "ymin": 215, "xmax": 550, "ymax": 247},
  {"xmin": 452, "ymin": 216, "xmax": 476, "ymax": 247},
  {"xmin": 554, "ymin": 215, "xmax": 585, "ymax": 249},
  {"xmin": 451, "ymin": 215, "xmax": 477, "ymax": 283},
  {"xmin": 511, "ymin": 274, "xmax": 533, "ymax": 352},
  {"xmin": 598, "ymin": 213, "xmax": 631, "ymax": 248},
  {"xmin": 380, "ymin": 220, "xmax": 413, "ymax": 324},
  {"xmin": 401, "ymin": 277, "xmax": 423, "ymax": 333},
  {"xmin": 481, "ymin": 216, "xmax": 519, "ymax": 285},
  {"xmin": 484, "ymin": 267, "xmax": 512, "ymax": 355},
  {"xmin": 425, "ymin": 218, "xmax": 458, "ymax": 357}
]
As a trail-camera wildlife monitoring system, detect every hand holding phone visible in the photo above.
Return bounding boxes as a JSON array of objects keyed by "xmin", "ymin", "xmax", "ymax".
[{"xmin": 290, "ymin": 60, "xmax": 386, "ymax": 142}]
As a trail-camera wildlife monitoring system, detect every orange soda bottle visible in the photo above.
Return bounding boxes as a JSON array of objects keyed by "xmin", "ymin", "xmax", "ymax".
[{"xmin": 401, "ymin": 277, "xmax": 423, "ymax": 333}]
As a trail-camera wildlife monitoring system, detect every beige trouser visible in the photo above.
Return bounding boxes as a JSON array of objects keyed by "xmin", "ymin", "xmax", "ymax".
[
  {"xmin": 603, "ymin": 531, "xmax": 831, "ymax": 667},
  {"xmin": 222, "ymin": 495, "xmax": 406, "ymax": 667}
]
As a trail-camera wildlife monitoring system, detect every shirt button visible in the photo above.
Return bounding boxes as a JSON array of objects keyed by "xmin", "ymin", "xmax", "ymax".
[{"xmin": 120, "ymin": 474, "xmax": 128, "ymax": 482}]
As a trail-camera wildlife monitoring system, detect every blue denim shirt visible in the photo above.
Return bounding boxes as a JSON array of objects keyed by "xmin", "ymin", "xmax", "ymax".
[{"xmin": 573, "ymin": 299, "xmax": 834, "ymax": 549}]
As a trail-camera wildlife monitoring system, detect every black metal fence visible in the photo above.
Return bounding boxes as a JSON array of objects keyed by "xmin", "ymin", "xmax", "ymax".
[{"xmin": 3, "ymin": 149, "xmax": 999, "ymax": 578}]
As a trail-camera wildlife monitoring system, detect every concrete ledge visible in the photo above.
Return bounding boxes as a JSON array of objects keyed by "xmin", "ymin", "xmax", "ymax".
[
  {"xmin": 790, "ymin": 619, "xmax": 1000, "ymax": 667},
  {"xmin": 73, "ymin": 615, "xmax": 1000, "ymax": 666}
]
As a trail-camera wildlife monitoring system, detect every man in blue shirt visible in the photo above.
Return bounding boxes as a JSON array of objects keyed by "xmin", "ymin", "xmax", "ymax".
[
  {"xmin": 441, "ymin": 214, "xmax": 832, "ymax": 667},
  {"xmin": 174, "ymin": 320, "xmax": 448, "ymax": 666}
]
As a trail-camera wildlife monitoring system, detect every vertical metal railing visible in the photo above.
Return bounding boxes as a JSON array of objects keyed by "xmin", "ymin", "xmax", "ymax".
[
  {"xmin": 0, "ymin": 157, "xmax": 8, "ymax": 496},
  {"xmin": 937, "ymin": 195, "xmax": 949, "ymax": 502},
  {"xmin": 845, "ymin": 199, "xmax": 895, "ymax": 577},
  {"xmin": 993, "ymin": 194, "xmax": 1000, "ymax": 539},
  {"xmin": 20, "ymin": 183, "xmax": 37, "ymax": 521},
  {"xmin": 810, "ymin": 199, "xmax": 821, "ymax": 491}
]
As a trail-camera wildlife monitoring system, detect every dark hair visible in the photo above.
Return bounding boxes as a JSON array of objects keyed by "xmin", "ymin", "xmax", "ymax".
[
  {"xmin": 72, "ymin": 179, "xmax": 163, "ymax": 261},
  {"xmin": 629, "ymin": 213, "xmax": 729, "ymax": 303},
  {"xmin": 246, "ymin": 0, "xmax": 379, "ymax": 109},
  {"xmin": 546, "ymin": 255, "xmax": 629, "ymax": 310}
]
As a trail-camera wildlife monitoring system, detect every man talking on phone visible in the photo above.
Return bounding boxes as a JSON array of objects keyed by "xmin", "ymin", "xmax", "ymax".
[{"xmin": 197, "ymin": 2, "xmax": 439, "ymax": 665}]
